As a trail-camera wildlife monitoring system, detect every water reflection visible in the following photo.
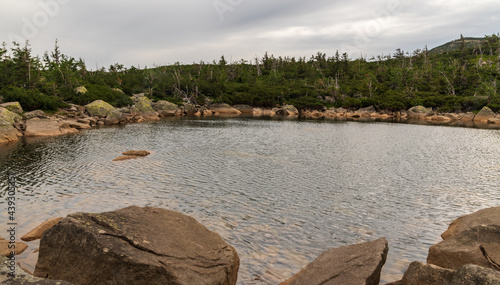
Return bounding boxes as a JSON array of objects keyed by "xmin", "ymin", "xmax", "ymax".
[{"xmin": 1, "ymin": 118, "xmax": 500, "ymax": 284}]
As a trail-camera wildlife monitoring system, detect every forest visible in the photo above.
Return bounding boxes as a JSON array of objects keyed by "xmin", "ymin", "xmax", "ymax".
[{"xmin": 0, "ymin": 34, "xmax": 499, "ymax": 113}]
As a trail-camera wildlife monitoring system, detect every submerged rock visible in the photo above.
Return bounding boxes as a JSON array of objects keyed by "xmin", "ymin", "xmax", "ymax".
[
  {"xmin": 279, "ymin": 238, "xmax": 388, "ymax": 285},
  {"xmin": 34, "ymin": 206, "xmax": 239, "ymax": 285},
  {"xmin": 112, "ymin": 155, "xmax": 142, "ymax": 161},
  {"xmin": 0, "ymin": 235, "xmax": 28, "ymax": 257},
  {"xmin": 122, "ymin": 150, "xmax": 150, "ymax": 156}
]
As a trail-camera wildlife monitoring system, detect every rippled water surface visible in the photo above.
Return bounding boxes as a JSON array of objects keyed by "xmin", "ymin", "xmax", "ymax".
[{"xmin": 1, "ymin": 118, "xmax": 500, "ymax": 284}]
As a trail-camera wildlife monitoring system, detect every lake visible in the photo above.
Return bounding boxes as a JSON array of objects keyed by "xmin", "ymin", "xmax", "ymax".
[{"xmin": 1, "ymin": 117, "xmax": 500, "ymax": 284}]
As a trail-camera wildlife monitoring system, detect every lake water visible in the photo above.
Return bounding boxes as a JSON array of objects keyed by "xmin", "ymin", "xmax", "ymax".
[{"xmin": 1, "ymin": 117, "xmax": 500, "ymax": 284}]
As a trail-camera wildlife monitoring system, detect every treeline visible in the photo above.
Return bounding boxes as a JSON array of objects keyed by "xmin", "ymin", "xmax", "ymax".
[{"xmin": 0, "ymin": 35, "xmax": 499, "ymax": 112}]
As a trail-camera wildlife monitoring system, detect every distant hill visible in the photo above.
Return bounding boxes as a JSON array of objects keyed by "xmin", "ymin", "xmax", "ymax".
[{"xmin": 429, "ymin": 37, "xmax": 486, "ymax": 54}]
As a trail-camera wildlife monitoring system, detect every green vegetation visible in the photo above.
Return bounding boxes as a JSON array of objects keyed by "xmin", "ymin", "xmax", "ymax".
[{"xmin": 0, "ymin": 34, "xmax": 499, "ymax": 112}]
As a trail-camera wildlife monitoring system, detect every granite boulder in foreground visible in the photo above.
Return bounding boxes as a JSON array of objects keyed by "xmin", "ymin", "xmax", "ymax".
[
  {"xmin": 279, "ymin": 238, "xmax": 388, "ymax": 285},
  {"xmin": 34, "ymin": 206, "xmax": 240, "ymax": 285},
  {"xmin": 1, "ymin": 255, "xmax": 72, "ymax": 285}
]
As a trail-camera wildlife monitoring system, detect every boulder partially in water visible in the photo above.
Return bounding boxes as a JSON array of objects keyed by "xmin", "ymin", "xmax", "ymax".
[
  {"xmin": 34, "ymin": 206, "xmax": 240, "ymax": 285},
  {"xmin": 209, "ymin": 103, "xmax": 241, "ymax": 115},
  {"xmin": 131, "ymin": 96, "xmax": 159, "ymax": 119},
  {"xmin": 407, "ymin": 106, "xmax": 433, "ymax": 119},
  {"xmin": 282, "ymin": 105, "xmax": 299, "ymax": 116},
  {"xmin": 441, "ymin": 206, "xmax": 500, "ymax": 240},
  {"xmin": 153, "ymin": 100, "xmax": 179, "ymax": 116},
  {"xmin": 122, "ymin": 150, "xmax": 150, "ymax": 156},
  {"xmin": 427, "ymin": 225, "xmax": 500, "ymax": 270},
  {"xmin": 279, "ymin": 238, "xmax": 388, "ymax": 285},
  {"xmin": 474, "ymin": 106, "xmax": 497, "ymax": 123}
]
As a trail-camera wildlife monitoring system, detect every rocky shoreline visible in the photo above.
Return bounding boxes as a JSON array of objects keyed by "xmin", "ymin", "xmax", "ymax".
[
  {"xmin": 2, "ymin": 94, "xmax": 500, "ymax": 144},
  {"xmin": 1, "ymin": 206, "xmax": 499, "ymax": 284}
]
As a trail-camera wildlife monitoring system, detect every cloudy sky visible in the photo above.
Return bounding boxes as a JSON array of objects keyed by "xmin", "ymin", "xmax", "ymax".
[{"xmin": 1, "ymin": 0, "xmax": 499, "ymax": 69}]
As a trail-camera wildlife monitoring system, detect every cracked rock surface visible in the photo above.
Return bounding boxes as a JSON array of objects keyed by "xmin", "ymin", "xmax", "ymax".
[{"xmin": 34, "ymin": 206, "xmax": 239, "ymax": 285}]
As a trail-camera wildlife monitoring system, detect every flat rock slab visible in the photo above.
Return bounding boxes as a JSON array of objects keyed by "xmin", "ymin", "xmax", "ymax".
[
  {"xmin": 112, "ymin": 155, "xmax": 142, "ymax": 161},
  {"xmin": 442, "ymin": 206, "xmax": 500, "ymax": 240},
  {"xmin": 279, "ymin": 238, "xmax": 388, "ymax": 285},
  {"xmin": 428, "ymin": 225, "xmax": 500, "ymax": 270},
  {"xmin": 21, "ymin": 217, "xmax": 63, "ymax": 242},
  {"xmin": 122, "ymin": 150, "xmax": 150, "ymax": 156},
  {"xmin": 34, "ymin": 206, "xmax": 239, "ymax": 285}
]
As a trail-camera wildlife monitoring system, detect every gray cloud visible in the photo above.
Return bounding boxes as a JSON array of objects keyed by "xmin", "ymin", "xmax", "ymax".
[{"xmin": 1, "ymin": 0, "xmax": 498, "ymax": 68}]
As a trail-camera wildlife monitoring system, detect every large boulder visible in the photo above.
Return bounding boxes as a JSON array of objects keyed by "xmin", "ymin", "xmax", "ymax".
[
  {"xmin": 442, "ymin": 206, "xmax": 500, "ymax": 240},
  {"xmin": 279, "ymin": 238, "xmax": 388, "ymax": 285},
  {"xmin": 407, "ymin": 106, "xmax": 433, "ymax": 119},
  {"xmin": 34, "ymin": 206, "xmax": 240, "ymax": 285},
  {"xmin": 427, "ymin": 225, "xmax": 500, "ymax": 270},
  {"xmin": 105, "ymin": 109, "xmax": 123, "ymax": 125},
  {"xmin": 282, "ymin": 105, "xmax": 299, "ymax": 116},
  {"xmin": 451, "ymin": 264, "xmax": 500, "ymax": 284},
  {"xmin": 182, "ymin": 103, "xmax": 198, "ymax": 116},
  {"xmin": 85, "ymin": 100, "xmax": 115, "ymax": 117},
  {"xmin": 209, "ymin": 103, "xmax": 241, "ymax": 115},
  {"xmin": 132, "ymin": 96, "xmax": 158, "ymax": 119},
  {"xmin": 24, "ymin": 118, "xmax": 78, "ymax": 137},
  {"xmin": 0, "ymin": 108, "xmax": 22, "ymax": 143},
  {"xmin": 1, "ymin": 255, "xmax": 73, "ymax": 285},
  {"xmin": 0, "ymin": 102, "xmax": 23, "ymax": 115},
  {"xmin": 153, "ymin": 100, "xmax": 179, "ymax": 116},
  {"xmin": 400, "ymin": 261, "xmax": 455, "ymax": 285},
  {"xmin": 474, "ymin": 106, "xmax": 497, "ymax": 123}
]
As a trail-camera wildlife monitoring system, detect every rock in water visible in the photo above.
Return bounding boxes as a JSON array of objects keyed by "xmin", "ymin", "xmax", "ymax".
[
  {"xmin": 474, "ymin": 106, "xmax": 497, "ymax": 123},
  {"xmin": 34, "ymin": 206, "xmax": 240, "ymax": 285},
  {"xmin": 122, "ymin": 150, "xmax": 150, "ymax": 156},
  {"xmin": 21, "ymin": 217, "xmax": 64, "ymax": 242},
  {"xmin": 442, "ymin": 206, "xmax": 500, "ymax": 240},
  {"xmin": 279, "ymin": 238, "xmax": 388, "ymax": 285},
  {"xmin": 428, "ymin": 225, "xmax": 500, "ymax": 270}
]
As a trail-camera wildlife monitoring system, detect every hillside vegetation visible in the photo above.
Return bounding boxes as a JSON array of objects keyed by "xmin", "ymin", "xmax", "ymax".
[{"xmin": 0, "ymin": 34, "xmax": 499, "ymax": 113}]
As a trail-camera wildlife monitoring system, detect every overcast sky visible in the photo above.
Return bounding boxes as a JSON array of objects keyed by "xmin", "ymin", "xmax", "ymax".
[{"xmin": 1, "ymin": 0, "xmax": 499, "ymax": 68}]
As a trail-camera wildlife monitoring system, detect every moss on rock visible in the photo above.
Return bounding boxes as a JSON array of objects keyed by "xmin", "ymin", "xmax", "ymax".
[{"xmin": 85, "ymin": 100, "xmax": 115, "ymax": 117}]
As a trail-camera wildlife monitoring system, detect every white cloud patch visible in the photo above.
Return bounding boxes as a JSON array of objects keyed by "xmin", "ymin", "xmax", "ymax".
[{"xmin": 0, "ymin": 0, "xmax": 498, "ymax": 67}]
